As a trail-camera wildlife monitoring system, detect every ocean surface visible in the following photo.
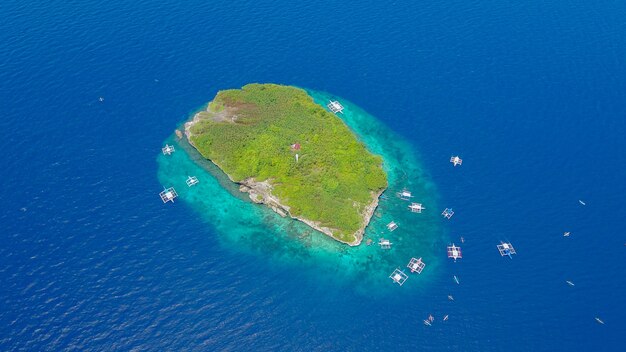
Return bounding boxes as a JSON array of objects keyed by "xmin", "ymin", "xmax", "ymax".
[{"xmin": 1, "ymin": 0, "xmax": 625, "ymax": 350}]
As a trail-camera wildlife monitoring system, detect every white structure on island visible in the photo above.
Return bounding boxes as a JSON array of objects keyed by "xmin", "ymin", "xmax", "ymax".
[
  {"xmin": 162, "ymin": 144, "xmax": 175, "ymax": 155},
  {"xmin": 379, "ymin": 238, "xmax": 392, "ymax": 249},
  {"xmin": 497, "ymin": 241, "xmax": 516, "ymax": 259},
  {"xmin": 409, "ymin": 203, "xmax": 425, "ymax": 213},
  {"xmin": 386, "ymin": 221, "xmax": 398, "ymax": 231},
  {"xmin": 389, "ymin": 268, "xmax": 408, "ymax": 286},
  {"xmin": 186, "ymin": 176, "xmax": 199, "ymax": 187},
  {"xmin": 442, "ymin": 208, "xmax": 454, "ymax": 219},
  {"xmin": 397, "ymin": 189, "xmax": 413, "ymax": 200},
  {"xmin": 327, "ymin": 100, "xmax": 344, "ymax": 114},
  {"xmin": 450, "ymin": 155, "xmax": 463, "ymax": 166},
  {"xmin": 407, "ymin": 257, "xmax": 426, "ymax": 274},
  {"xmin": 159, "ymin": 187, "xmax": 178, "ymax": 203}
]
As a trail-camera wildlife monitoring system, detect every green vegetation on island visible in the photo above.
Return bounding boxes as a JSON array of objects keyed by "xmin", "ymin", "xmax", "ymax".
[{"xmin": 185, "ymin": 83, "xmax": 387, "ymax": 245}]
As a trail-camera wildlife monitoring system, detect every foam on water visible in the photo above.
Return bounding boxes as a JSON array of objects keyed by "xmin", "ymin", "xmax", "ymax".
[{"xmin": 157, "ymin": 89, "xmax": 446, "ymax": 293}]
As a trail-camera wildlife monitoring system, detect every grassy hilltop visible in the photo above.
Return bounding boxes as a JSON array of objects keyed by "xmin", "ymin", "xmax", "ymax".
[{"xmin": 187, "ymin": 83, "xmax": 387, "ymax": 244}]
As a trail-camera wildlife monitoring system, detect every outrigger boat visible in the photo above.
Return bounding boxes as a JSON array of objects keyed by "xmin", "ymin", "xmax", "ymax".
[
  {"xmin": 447, "ymin": 244, "xmax": 462, "ymax": 261},
  {"xmin": 327, "ymin": 100, "xmax": 344, "ymax": 114},
  {"xmin": 448, "ymin": 295, "xmax": 454, "ymax": 301},
  {"xmin": 566, "ymin": 280, "xmax": 575, "ymax": 286},
  {"xmin": 443, "ymin": 315, "xmax": 449, "ymax": 321},
  {"xmin": 595, "ymin": 317, "xmax": 605, "ymax": 325},
  {"xmin": 579, "ymin": 200, "xmax": 586, "ymax": 205},
  {"xmin": 423, "ymin": 320, "xmax": 431, "ymax": 326},
  {"xmin": 453, "ymin": 275, "xmax": 460, "ymax": 284},
  {"xmin": 497, "ymin": 241, "xmax": 516, "ymax": 259}
]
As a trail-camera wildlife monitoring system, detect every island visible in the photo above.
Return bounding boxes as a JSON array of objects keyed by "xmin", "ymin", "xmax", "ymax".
[{"xmin": 184, "ymin": 83, "xmax": 387, "ymax": 245}]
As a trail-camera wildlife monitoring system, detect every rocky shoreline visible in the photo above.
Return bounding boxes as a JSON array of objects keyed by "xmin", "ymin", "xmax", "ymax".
[{"xmin": 183, "ymin": 109, "xmax": 383, "ymax": 246}]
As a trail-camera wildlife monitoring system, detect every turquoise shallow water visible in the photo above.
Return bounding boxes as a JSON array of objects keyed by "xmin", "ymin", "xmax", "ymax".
[
  {"xmin": 157, "ymin": 89, "xmax": 445, "ymax": 293},
  {"xmin": 3, "ymin": 0, "xmax": 624, "ymax": 349}
]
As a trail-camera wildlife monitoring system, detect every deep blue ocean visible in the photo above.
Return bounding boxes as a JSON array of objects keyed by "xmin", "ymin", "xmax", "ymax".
[{"xmin": 1, "ymin": 0, "xmax": 625, "ymax": 350}]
